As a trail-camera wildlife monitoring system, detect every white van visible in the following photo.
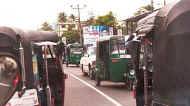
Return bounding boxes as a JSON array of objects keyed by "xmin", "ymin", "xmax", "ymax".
[{"xmin": 80, "ymin": 46, "xmax": 96, "ymax": 79}]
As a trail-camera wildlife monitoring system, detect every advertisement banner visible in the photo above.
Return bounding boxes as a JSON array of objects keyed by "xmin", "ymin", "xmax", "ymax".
[{"xmin": 83, "ymin": 25, "xmax": 111, "ymax": 47}]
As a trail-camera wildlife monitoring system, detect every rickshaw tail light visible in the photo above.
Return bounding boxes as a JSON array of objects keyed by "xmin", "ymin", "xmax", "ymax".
[
  {"xmin": 131, "ymin": 89, "xmax": 136, "ymax": 98},
  {"xmin": 64, "ymin": 74, "xmax": 68, "ymax": 79},
  {"xmin": 13, "ymin": 75, "xmax": 19, "ymax": 87}
]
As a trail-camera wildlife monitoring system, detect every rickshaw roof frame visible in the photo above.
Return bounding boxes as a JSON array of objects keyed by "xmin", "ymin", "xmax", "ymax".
[
  {"xmin": 136, "ymin": 11, "xmax": 159, "ymax": 34},
  {"xmin": 67, "ymin": 42, "xmax": 83, "ymax": 48},
  {"xmin": 33, "ymin": 41, "xmax": 57, "ymax": 46}
]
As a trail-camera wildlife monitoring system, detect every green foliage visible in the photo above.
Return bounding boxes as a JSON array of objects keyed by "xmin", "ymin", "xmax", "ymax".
[
  {"xmin": 62, "ymin": 30, "xmax": 80, "ymax": 44},
  {"xmin": 134, "ymin": 5, "xmax": 154, "ymax": 16},
  {"xmin": 96, "ymin": 11, "xmax": 117, "ymax": 27},
  {"xmin": 40, "ymin": 22, "xmax": 53, "ymax": 31},
  {"xmin": 86, "ymin": 11, "xmax": 117, "ymax": 27},
  {"xmin": 69, "ymin": 14, "xmax": 75, "ymax": 21},
  {"xmin": 86, "ymin": 16, "xmax": 96, "ymax": 26},
  {"xmin": 58, "ymin": 12, "xmax": 67, "ymax": 23},
  {"xmin": 57, "ymin": 12, "xmax": 79, "ymax": 43},
  {"xmin": 143, "ymin": 5, "xmax": 154, "ymax": 11}
]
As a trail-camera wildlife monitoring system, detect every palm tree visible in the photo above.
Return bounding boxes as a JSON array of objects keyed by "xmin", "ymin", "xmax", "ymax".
[
  {"xmin": 86, "ymin": 16, "xmax": 96, "ymax": 25},
  {"xmin": 58, "ymin": 12, "xmax": 67, "ymax": 23},
  {"xmin": 69, "ymin": 14, "xmax": 75, "ymax": 21},
  {"xmin": 40, "ymin": 22, "xmax": 53, "ymax": 31}
]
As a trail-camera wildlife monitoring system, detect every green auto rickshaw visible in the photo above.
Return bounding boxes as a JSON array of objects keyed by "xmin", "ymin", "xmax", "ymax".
[
  {"xmin": 93, "ymin": 36, "xmax": 135, "ymax": 89},
  {"xmin": 66, "ymin": 42, "xmax": 83, "ymax": 67}
]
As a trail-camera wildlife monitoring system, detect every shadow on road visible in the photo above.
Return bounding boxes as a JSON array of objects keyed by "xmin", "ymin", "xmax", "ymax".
[{"xmin": 95, "ymin": 82, "xmax": 130, "ymax": 91}]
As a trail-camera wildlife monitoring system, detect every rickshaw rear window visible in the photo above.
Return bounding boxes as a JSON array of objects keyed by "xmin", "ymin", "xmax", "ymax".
[
  {"xmin": 42, "ymin": 45, "xmax": 56, "ymax": 58},
  {"xmin": 111, "ymin": 37, "xmax": 125, "ymax": 54}
]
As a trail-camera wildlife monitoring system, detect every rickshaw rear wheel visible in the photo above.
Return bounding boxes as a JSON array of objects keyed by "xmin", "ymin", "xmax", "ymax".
[
  {"xmin": 89, "ymin": 71, "xmax": 95, "ymax": 80},
  {"xmin": 96, "ymin": 77, "xmax": 101, "ymax": 86},
  {"xmin": 66, "ymin": 62, "xmax": 69, "ymax": 67},
  {"xmin": 89, "ymin": 65, "xmax": 95, "ymax": 80},
  {"xmin": 126, "ymin": 80, "xmax": 134, "ymax": 91}
]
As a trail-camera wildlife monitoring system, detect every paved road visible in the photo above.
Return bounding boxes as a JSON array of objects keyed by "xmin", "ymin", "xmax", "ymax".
[{"xmin": 64, "ymin": 64, "xmax": 136, "ymax": 106}]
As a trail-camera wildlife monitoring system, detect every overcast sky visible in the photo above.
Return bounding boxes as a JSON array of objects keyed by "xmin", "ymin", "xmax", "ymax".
[{"xmin": 0, "ymin": 0, "xmax": 179, "ymax": 30}]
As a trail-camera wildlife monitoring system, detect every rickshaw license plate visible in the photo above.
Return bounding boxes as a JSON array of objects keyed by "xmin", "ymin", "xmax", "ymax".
[{"xmin": 6, "ymin": 89, "xmax": 39, "ymax": 106}]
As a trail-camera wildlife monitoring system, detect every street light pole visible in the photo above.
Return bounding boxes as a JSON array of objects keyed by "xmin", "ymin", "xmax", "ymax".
[{"xmin": 70, "ymin": 4, "xmax": 86, "ymax": 45}]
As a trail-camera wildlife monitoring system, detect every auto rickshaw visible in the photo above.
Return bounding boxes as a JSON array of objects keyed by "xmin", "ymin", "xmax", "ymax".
[
  {"xmin": 129, "ymin": 0, "xmax": 190, "ymax": 106},
  {"xmin": 31, "ymin": 41, "xmax": 65, "ymax": 106},
  {"xmin": 0, "ymin": 26, "xmax": 65, "ymax": 106},
  {"xmin": 94, "ymin": 35, "xmax": 135, "ymax": 89},
  {"xmin": 66, "ymin": 42, "xmax": 83, "ymax": 67}
]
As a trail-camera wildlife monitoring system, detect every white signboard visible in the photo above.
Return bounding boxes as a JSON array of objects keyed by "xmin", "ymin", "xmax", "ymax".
[
  {"xmin": 83, "ymin": 26, "xmax": 99, "ymax": 47},
  {"xmin": 83, "ymin": 25, "xmax": 113, "ymax": 47},
  {"xmin": 6, "ymin": 89, "xmax": 39, "ymax": 106},
  {"xmin": 83, "ymin": 35, "xmax": 98, "ymax": 46}
]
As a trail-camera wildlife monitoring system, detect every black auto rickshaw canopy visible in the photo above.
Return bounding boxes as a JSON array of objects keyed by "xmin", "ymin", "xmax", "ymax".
[
  {"xmin": 14, "ymin": 28, "xmax": 59, "ymax": 88},
  {"xmin": 0, "ymin": 27, "xmax": 22, "ymax": 106},
  {"xmin": 0, "ymin": 26, "xmax": 60, "ymax": 106},
  {"xmin": 136, "ymin": 0, "xmax": 190, "ymax": 105}
]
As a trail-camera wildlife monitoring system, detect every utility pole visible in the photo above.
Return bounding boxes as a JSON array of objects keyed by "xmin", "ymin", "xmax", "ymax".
[
  {"xmin": 151, "ymin": 0, "xmax": 154, "ymax": 11},
  {"xmin": 164, "ymin": 0, "xmax": 166, "ymax": 6},
  {"xmin": 70, "ymin": 4, "xmax": 86, "ymax": 45}
]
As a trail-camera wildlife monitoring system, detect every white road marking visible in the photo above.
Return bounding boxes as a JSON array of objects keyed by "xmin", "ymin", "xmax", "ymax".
[{"xmin": 66, "ymin": 70, "xmax": 123, "ymax": 106}]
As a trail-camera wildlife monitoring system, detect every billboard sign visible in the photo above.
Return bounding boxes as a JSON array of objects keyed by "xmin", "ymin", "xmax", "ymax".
[{"xmin": 83, "ymin": 25, "xmax": 112, "ymax": 46}]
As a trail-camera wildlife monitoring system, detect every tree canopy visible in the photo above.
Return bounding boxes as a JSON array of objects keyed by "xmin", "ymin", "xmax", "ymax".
[
  {"xmin": 57, "ymin": 12, "xmax": 80, "ymax": 43},
  {"xmin": 86, "ymin": 11, "xmax": 117, "ymax": 27},
  {"xmin": 86, "ymin": 16, "xmax": 96, "ymax": 26},
  {"xmin": 63, "ymin": 30, "xmax": 80, "ymax": 44},
  {"xmin": 96, "ymin": 11, "xmax": 117, "ymax": 27},
  {"xmin": 58, "ymin": 12, "xmax": 67, "ymax": 23},
  {"xmin": 69, "ymin": 14, "xmax": 75, "ymax": 21},
  {"xmin": 40, "ymin": 22, "xmax": 53, "ymax": 31},
  {"xmin": 134, "ymin": 5, "xmax": 154, "ymax": 16}
]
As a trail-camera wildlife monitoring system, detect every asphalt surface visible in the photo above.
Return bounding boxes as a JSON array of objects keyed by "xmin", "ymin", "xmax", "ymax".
[{"xmin": 64, "ymin": 64, "xmax": 136, "ymax": 106}]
